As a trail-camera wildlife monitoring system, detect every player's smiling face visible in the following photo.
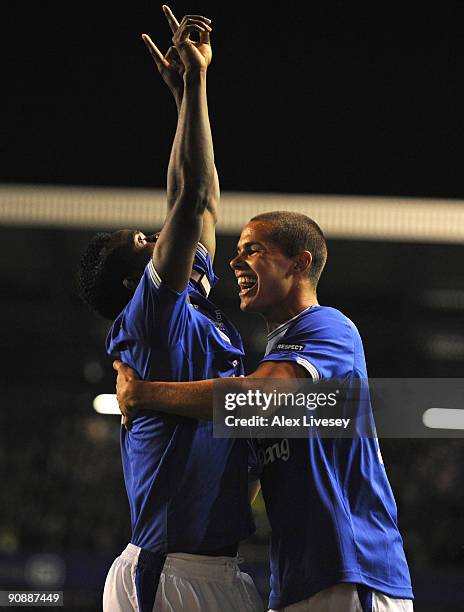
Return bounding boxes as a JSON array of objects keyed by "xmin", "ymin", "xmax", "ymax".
[{"xmin": 230, "ymin": 221, "xmax": 296, "ymax": 315}]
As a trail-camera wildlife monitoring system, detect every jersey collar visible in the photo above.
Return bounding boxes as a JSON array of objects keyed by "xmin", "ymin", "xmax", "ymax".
[{"xmin": 267, "ymin": 305, "xmax": 317, "ymax": 341}]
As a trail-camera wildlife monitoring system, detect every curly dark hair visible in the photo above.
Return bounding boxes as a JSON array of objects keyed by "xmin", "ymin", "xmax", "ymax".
[
  {"xmin": 76, "ymin": 232, "xmax": 141, "ymax": 321},
  {"xmin": 250, "ymin": 211, "xmax": 328, "ymax": 287}
]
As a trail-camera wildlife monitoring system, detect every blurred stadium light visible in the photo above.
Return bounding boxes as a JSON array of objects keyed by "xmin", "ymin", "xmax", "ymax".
[
  {"xmin": 1, "ymin": 184, "xmax": 464, "ymax": 242},
  {"xmin": 423, "ymin": 408, "xmax": 464, "ymax": 430},
  {"xmin": 425, "ymin": 335, "xmax": 464, "ymax": 360},
  {"xmin": 93, "ymin": 394, "xmax": 120, "ymax": 415},
  {"xmin": 422, "ymin": 289, "xmax": 464, "ymax": 311}
]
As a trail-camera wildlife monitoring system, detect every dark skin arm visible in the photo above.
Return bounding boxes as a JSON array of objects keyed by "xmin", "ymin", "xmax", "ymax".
[
  {"xmin": 144, "ymin": 7, "xmax": 215, "ymax": 292},
  {"xmin": 144, "ymin": 6, "xmax": 218, "ymax": 258},
  {"xmin": 114, "ymin": 360, "xmax": 309, "ymax": 427}
]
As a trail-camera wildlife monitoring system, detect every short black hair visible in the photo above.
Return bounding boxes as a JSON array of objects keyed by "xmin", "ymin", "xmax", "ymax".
[
  {"xmin": 250, "ymin": 211, "xmax": 328, "ymax": 286},
  {"xmin": 76, "ymin": 232, "xmax": 141, "ymax": 320}
]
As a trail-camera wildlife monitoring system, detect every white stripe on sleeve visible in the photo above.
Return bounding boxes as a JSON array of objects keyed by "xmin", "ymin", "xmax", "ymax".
[
  {"xmin": 196, "ymin": 242, "xmax": 209, "ymax": 258},
  {"xmin": 148, "ymin": 260, "xmax": 162, "ymax": 288},
  {"xmin": 295, "ymin": 357, "xmax": 320, "ymax": 381}
]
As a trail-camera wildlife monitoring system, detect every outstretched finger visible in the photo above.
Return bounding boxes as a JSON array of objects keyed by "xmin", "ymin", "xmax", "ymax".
[
  {"xmin": 162, "ymin": 5, "xmax": 180, "ymax": 34},
  {"xmin": 141, "ymin": 34, "xmax": 168, "ymax": 69}
]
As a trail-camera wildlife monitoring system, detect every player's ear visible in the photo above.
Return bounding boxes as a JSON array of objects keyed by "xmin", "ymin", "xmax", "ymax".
[
  {"xmin": 122, "ymin": 272, "xmax": 141, "ymax": 291},
  {"xmin": 293, "ymin": 251, "xmax": 312, "ymax": 275}
]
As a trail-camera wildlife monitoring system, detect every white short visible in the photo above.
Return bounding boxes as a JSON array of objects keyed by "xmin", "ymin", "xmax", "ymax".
[
  {"xmin": 269, "ymin": 583, "xmax": 413, "ymax": 612},
  {"xmin": 103, "ymin": 543, "xmax": 263, "ymax": 612}
]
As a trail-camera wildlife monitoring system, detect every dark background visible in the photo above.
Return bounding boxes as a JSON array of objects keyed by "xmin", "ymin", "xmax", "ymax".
[
  {"xmin": 2, "ymin": 2, "xmax": 464, "ymax": 611},
  {"xmin": 3, "ymin": 1, "xmax": 464, "ymax": 197}
]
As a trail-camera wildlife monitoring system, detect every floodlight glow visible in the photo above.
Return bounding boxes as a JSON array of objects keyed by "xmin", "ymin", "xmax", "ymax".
[
  {"xmin": 422, "ymin": 408, "xmax": 464, "ymax": 430},
  {"xmin": 93, "ymin": 394, "xmax": 120, "ymax": 415}
]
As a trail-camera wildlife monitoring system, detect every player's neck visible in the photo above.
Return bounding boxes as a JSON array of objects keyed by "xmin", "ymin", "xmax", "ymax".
[{"xmin": 264, "ymin": 288, "xmax": 318, "ymax": 333}]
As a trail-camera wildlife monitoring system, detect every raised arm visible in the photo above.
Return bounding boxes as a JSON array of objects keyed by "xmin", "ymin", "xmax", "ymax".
[
  {"xmin": 143, "ymin": 6, "xmax": 218, "ymax": 258},
  {"xmin": 146, "ymin": 9, "xmax": 215, "ymax": 292}
]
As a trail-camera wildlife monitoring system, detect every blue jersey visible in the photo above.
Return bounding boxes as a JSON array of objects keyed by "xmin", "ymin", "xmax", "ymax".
[
  {"xmin": 256, "ymin": 305, "xmax": 413, "ymax": 609},
  {"xmin": 107, "ymin": 244, "xmax": 255, "ymax": 554}
]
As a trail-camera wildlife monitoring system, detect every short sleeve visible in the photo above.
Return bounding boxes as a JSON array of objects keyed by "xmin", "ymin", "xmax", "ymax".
[
  {"xmin": 260, "ymin": 311, "xmax": 355, "ymax": 381},
  {"xmin": 106, "ymin": 259, "xmax": 190, "ymax": 356},
  {"xmin": 261, "ymin": 348, "xmax": 321, "ymax": 380}
]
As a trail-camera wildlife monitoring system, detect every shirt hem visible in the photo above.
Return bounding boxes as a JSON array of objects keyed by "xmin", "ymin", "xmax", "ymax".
[
  {"xmin": 133, "ymin": 526, "xmax": 256, "ymax": 556},
  {"xmin": 269, "ymin": 570, "xmax": 414, "ymax": 609}
]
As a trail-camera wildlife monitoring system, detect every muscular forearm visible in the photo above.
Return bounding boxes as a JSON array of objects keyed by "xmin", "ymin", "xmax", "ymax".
[
  {"xmin": 167, "ymin": 93, "xmax": 219, "ymax": 224},
  {"xmin": 175, "ymin": 70, "xmax": 215, "ymax": 213},
  {"xmin": 117, "ymin": 361, "xmax": 307, "ymax": 423},
  {"xmin": 166, "ymin": 90, "xmax": 183, "ymax": 211},
  {"xmin": 129, "ymin": 378, "xmax": 218, "ymax": 420},
  {"xmin": 209, "ymin": 166, "xmax": 220, "ymax": 222},
  {"xmin": 166, "ymin": 72, "xmax": 218, "ymax": 218}
]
